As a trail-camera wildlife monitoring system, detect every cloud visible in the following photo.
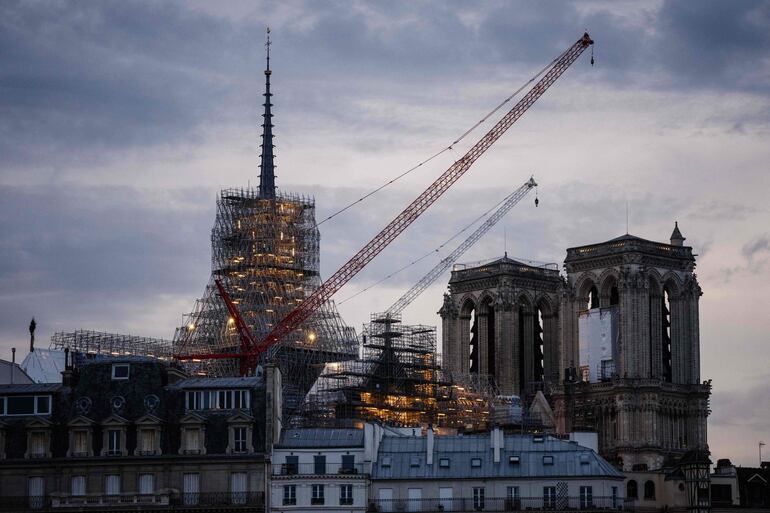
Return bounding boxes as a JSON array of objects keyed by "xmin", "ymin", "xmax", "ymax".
[{"xmin": 742, "ymin": 236, "xmax": 770, "ymax": 259}]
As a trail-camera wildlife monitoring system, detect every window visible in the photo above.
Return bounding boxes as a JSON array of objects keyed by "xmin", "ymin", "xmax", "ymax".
[
  {"xmin": 644, "ymin": 480, "xmax": 656, "ymax": 500},
  {"xmin": 407, "ymin": 488, "xmax": 422, "ymax": 512},
  {"xmin": 381, "ymin": 456, "xmax": 392, "ymax": 467},
  {"xmin": 611, "ymin": 486, "xmax": 618, "ymax": 509},
  {"xmin": 184, "ymin": 427, "xmax": 201, "ymax": 454},
  {"xmin": 543, "ymin": 455, "xmax": 554, "ymax": 465},
  {"xmin": 218, "ymin": 390, "xmax": 233, "ymax": 409},
  {"xmin": 71, "ymin": 476, "xmax": 86, "ymax": 496},
  {"xmin": 580, "ymin": 486, "xmax": 593, "ymax": 509},
  {"xmin": 283, "ymin": 485, "xmax": 296, "ymax": 505},
  {"xmin": 579, "ymin": 453, "xmax": 590, "ymax": 464},
  {"xmin": 138, "ymin": 474, "xmax": 155, "ymax": 495},
  {"xmin": 439, "ymin": 457, "xmax": 450, "ymax": 468},
  {"xmin": 471, "ymin": 457, "xmax": 482, "ymax": 467},
  {"xmin": 105, "ymin": 475, "xmax": 120, "ymax": 496},
  {"xmin": 543, "ymin": 486, "xmax": 556, "ymax": 509},
  {"xmin": 233, "ymin": 427, "xmax": 247, "ymax": 453},
  {"xmin": 627, "ymin": 480, "xmax": 638, "ymax": 499},
  {"xmin": 439, "ymin": 487, "xmax": 453, "ymax": 512},
  {"xmin": 107, "ymin": 429, "xmax": 121, "ymax": 455},
  {"xmin": 341, "ymin": 454, "xmax": 355, "ymax": 473},
  {"xmin": 233, "ymin": 390, "xmax": 249, "ymax": 409},
  {"xmin": 35, "ymin": 397, "xmax": 50, "ymax": 415},
  {"xmin": 230, "ymin": 472, "xmax": 247, "ymax": 505},
  {"xmin": 311, "ymin": 484, "xmax": 325, "ymax": 505},
  {"xmin": 111, "ymin": 364, "xmax": 129, "ymax": 380},
  {"xmin": 29, "ymin": 431, "xmax": 47, "ymax": 457},
  {"xmin": 533, "ymin": 435, "xmax": 545, "ymax": 443},
  {"xmin": 3, "ymin": 395, "xmax": 52, "ymax": 416},
  {"xmin": 284, "ymin": 455, "xmax": 298, "ymax": 475},
  {"xmin": 410, "ymin": 456, "xmax": 420, "ymax": 467},
  {"xmin": 509, "ymin": 455, "xmax": 520, "ymax": 464},
  {"xmin": 314, "ymin": 454, "xmax": 326, "ymax": 474},
  {"xmin": 183, "ymin": 473, "xmax": 199, "ymax": 506},
  {"xmin": 340, "ymin": 484, "xmax": 353, "ymax": 505},
  {"xmin": 73, "ymin": 430, "xmax": 89, "ymax": 455},
  {"xmin": 139, "ymin": 429, "xmax": 156, "ymax": 454},
  {"xmin": 507, "ymin": 487, "xmax": 520, "ymax": 509},
  {"xmin": 473, "ymin": 487, "xmax": 485, "ymax": 511},
  {"xmin": 28, "ymin": 477, "xmax": 44, "ymax": 510}
]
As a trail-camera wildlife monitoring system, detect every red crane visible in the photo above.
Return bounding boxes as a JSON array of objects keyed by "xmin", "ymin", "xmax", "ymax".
[{"xmin": 178, "ymin": 32, "xmax": 594, "ymax": 375}]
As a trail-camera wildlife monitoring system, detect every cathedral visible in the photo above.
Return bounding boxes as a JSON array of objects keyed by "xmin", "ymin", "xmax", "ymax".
[{"xmin": 440, "ymin": 225, "xmax": 711, "ymax": 471}]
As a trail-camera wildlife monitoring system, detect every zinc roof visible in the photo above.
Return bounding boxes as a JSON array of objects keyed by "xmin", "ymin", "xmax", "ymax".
[
  {"xmin": 373, "ymin": 434, "xmax": 623, "ymax": 480},
  {"xmin": 277, "ymin": 428, "xmax": 364, "ymax": 448},
  {"xmin": 171, "ymin": 376, "xmax": 264, "ymax": 389},
  {"xmin": 0, "ymin": 383, "xmax": 63, "ymax": 394}
]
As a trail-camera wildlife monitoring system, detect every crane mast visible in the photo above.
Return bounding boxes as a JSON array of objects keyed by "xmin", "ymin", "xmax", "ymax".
[
  {"xmin": 385, "ymin": 177, "xmax": 536, "ymax": 316},
  {"xmin": 177, "ymin": 32, "xmax": 594, "ymax": 374}
]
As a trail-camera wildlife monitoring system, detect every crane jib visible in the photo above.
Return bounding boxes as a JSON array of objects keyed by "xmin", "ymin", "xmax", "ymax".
[{"xmin": 176, "ymin": 33, "xmax": 594, "ymax": 374}]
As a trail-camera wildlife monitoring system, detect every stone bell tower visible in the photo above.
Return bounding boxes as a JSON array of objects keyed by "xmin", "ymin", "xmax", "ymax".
[
  {"xmin": 439, "ymin": 255, "xmax": 563, "ymax": 398},
  {"xmin": 552, "ymin": 225, "xmax": 711, "ymax": 471}
]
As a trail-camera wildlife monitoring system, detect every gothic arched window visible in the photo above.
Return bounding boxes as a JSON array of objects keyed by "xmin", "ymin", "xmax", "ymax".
[
  {"xmin": 644, "ymin": 480, "xmax": 656, "ymax": 500},
  {"xmin": 627, "ymin": 480, "xmax": 638, "ymax": 499}
]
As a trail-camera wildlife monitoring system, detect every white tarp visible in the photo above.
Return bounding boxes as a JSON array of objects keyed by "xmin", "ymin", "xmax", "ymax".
[
  {"xmin": 21, "ymin": 348, "xmax": 66, "ymax": 383},
  {"xmin": 578, "ymin": 307, "xmax": 619, "ymax": 383}
]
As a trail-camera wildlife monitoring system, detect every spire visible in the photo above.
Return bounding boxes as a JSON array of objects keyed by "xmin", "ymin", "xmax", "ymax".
[
  {"xmin": 670, "ymin": 221, "xmax": 685, "ymax": 246},
  {"xmin": 258, "ymin": 27, "xmax": 276, "ymax": 199}
]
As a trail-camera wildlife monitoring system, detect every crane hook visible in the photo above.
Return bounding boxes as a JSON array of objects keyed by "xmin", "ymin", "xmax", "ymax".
[
  {"xmin": 590, "ymin": 46, "xmax": 595, "ymax": 66},
  {"xmin": 535, "ymin": 186, "xmax": 539, "ymax": 207}
]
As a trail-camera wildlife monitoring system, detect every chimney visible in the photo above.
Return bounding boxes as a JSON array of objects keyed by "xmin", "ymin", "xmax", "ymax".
[
  {"xmin": 11, "ymin": 347, "xmax": 16, "ymax": 384},
  {"xmin": 426, "ymin": 425, "xmax": 434, "ymax": 466},
  {"xmin": 61, "ymin": 347, "xmax": 75, "ymax": 387},
  {"xmin": 491, "ymin": 427, "xmax": 502, "ymax": 463}
]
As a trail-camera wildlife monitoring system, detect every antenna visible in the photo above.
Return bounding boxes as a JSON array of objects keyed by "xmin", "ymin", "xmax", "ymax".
[{"xmin": 626, "ymin": 201, "xmax": 629, "ymax": 235}]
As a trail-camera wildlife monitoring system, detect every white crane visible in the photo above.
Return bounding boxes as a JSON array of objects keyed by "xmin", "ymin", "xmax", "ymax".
[{"xmin": 385, "ymin": 176, "xmax": 537, "ymax": 316}]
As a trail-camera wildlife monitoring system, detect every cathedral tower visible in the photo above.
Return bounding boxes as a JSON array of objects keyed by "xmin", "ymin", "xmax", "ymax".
[{"xmin": 552, "ymin": 226, "xmax": 710, "ymax": 471}]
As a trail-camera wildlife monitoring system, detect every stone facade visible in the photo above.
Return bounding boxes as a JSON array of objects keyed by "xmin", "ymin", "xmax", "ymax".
[
  {"xmin": 0, "ymin": 357, "xmax": 282, "ymax": 511},
  {"xmin": 439, "ymin": 256, "xmax": 563, "ymax": 397},
  {"xmin": 440, "ymin": 226, "xmax": 711, "ymax": 471}
]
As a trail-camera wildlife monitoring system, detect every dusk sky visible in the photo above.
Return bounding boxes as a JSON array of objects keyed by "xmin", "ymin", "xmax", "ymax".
[{"xmin": 1, "ymin": 1, "xmax": 769, "ymax": 466}]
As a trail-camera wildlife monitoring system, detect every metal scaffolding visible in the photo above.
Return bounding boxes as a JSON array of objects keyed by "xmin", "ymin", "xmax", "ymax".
[
  {"xmin": 173, "ymin": 187, "xmax": 358, "ymax": 409},
  {"xmin": 50, "ymin": 330, "xmax": 173, "ymax": 360},
  {"xmin": 297, "ymin": 312, "xmax": 498, "ymax": 431}
]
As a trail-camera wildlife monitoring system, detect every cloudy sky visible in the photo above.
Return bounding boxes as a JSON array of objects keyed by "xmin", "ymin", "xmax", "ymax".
[{"xmin": 2, "ymin": 1, "xmax": 769, "ymax": 465}]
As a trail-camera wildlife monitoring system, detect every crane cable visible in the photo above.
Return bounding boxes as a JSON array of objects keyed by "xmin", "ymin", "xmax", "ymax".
[
  {"xmin": 337, "ymin": 187, "xmax": 520, "ymax": 305},
  {"xmin": 316, "ymin": 48, "xmax": 568, "ymax": 227}
]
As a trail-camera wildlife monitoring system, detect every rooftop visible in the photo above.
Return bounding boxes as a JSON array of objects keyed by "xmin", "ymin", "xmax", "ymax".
[
  {"xmin": 373, "ymin": 433, "xmax": 623, "ymax": 480},
  {"xmin": 171, "ymin": 376, "xmax": 264, "ymax": 390},
  {"xmin": 276, "ymin": 428, "xmax": 365, "ymax": 448},
  {"xmin": 0, "ymin": 382, "xmax": 63, "ymax": 394}
]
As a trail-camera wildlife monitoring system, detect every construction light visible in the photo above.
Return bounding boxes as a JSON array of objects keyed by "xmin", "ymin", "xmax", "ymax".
[
  {"xmin": 228, "ymin": 317, "xmax": 235, "ymax": 325},
  {"xmin": 188, "ymin": 323, "xmax": 196, "ymax": 331},
  {"xmin": 308, "ymin": 332, "xmax": 317, "ymax": 342}
]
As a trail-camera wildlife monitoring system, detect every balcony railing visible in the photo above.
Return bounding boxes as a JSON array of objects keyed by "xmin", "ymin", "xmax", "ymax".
[
  {"xmin": 272, "ymin": 462, "xmax": 366, "ymax": 476},
  {"xmin": 368, "ymin": 495, "xmax": 633, "ymax": 512},
  {"xmin": 0, "ymin": 492, "xmax": 265, "ymax": 511}
]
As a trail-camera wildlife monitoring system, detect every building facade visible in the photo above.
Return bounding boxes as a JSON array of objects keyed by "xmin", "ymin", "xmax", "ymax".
[
  {"xmin": 269, "ymin": 425, "xmax": 383, "ymax": 513},
  {"xmin": 0, "ymin": 357, "xmax": 281, "ymax": 511},
  {"xmin": 440, "ymin": 226, "xmax": 711, "ymax": 472},
  {"xmin": 370, "ymin": 428, "xmax": 626, "ymax": 512}
]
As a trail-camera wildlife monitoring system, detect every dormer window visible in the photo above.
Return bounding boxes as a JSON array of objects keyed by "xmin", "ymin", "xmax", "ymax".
[
  {"xmin": 1, "ymin": 395, "xmax": 52, "ymax": 416},
  {"xmin": 471, "ymin": 458, "xmax": 482, "ymax": 467},
  {"xmin": 179, "ymin": 413, "xmax": 206, "ymax": 456},
  {"xmin": 111, "ymin": 364, "xmax": 129, "ymax": 380},
  {"xmin": 439, "ymin": 458, "xmax": 450, "ymax": 468},
  {"xmin": 226, "ymin": 413, "xmax": 254, "ymax": 455},
  {"xmin": 108, "ymin": 430, "xmax": 121, "ymax": 456},
  {"xmin": 509, "ymin": 455, "xmax": 520, "ymax": 464},
  {"xmin": 29, "ymin": 431, "xmax": 47, "ymax": 458},
  {"xmin": 381, "ymin": 456, "xmax": 391, "ymax": 468},
  {"xmin": 134, "ymin": 415, "xmax": 162, "ymax": 456},
  {"xmin": 543, "ymin": 455, "xmax": 554, "ymax": 465}
]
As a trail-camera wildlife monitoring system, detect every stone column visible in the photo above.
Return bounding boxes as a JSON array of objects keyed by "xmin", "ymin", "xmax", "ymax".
[
  {"xmin": 439, "ymin": 294, "xmax": 460, "ymax": 373},
  {"xmin": 477, "ymin": 312, "xmax": 489, "ymax": 375},
  {"xmin": 495, "ymin": 305, "xmax": 515, "ymax": 395}
]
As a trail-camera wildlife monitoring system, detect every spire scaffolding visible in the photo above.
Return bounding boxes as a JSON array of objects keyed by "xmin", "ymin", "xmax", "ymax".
[{"xmin": 258, "ymin": 27, "xmax": 276, "ymax": 199}]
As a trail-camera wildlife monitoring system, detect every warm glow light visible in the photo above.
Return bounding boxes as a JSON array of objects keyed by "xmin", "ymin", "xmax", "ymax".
[
  {"xmin": 308, "ymin": 332, "xmax": 317, "ymax": 342},
  {"xmin": 228, "ymin": 317, "xmax": 235, "ymax": 325},
  {"xmin": 188, "ymin": 323, "xmax": 196, "ymax": 331}
]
